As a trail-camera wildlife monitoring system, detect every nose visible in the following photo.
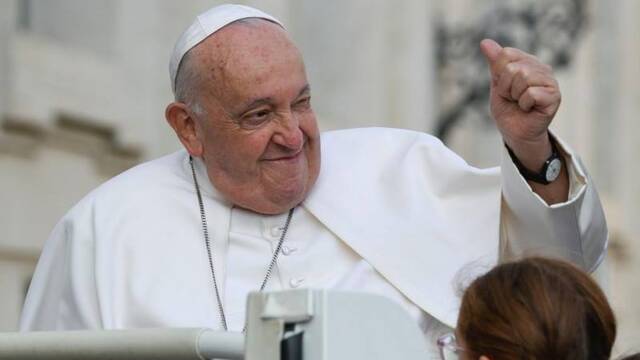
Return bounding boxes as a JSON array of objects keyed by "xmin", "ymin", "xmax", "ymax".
[{"xmin": 272, "ymin": 112, "xmax": 303, "ymax": 151}]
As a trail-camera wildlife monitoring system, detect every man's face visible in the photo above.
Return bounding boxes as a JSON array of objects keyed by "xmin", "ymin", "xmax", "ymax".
[{"xmin": 189, "ymin": 21, "xmax": 321, "ymax": 214}]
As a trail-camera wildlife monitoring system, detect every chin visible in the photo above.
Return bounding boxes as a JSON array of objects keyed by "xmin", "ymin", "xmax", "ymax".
[
  {"xmin": 243, "ymin": 162, "xmax": 319, "ymax": 214},
  {"xmin": 266, "ymin": 184, "xmax": 308, "ymax": 213},
  {"xmin": 249, "ymin": 175, "xmax": 311, "ymax": 214},
  {"xmin": 231, "ymin": 182, "xmax": 306, "ymax": 215}
]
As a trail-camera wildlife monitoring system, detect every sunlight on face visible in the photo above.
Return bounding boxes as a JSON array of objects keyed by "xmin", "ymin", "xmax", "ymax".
[{"xmin": 190, "ymin": 20, "xmax": 321, "ymax": 214}]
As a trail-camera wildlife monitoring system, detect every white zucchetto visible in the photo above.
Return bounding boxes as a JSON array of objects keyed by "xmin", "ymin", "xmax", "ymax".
[{"xmin": 169, "ymin": 4, "xmax": 283, "ymax": 94}]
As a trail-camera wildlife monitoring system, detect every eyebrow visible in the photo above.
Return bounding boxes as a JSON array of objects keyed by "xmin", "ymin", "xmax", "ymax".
[
  {"xmin": 235, "ymin": 84, "xmax": 311, "ymax": 116},
  {"xmin": 297, "ymin": 84, "xmax": 311, "ymax": 97}
]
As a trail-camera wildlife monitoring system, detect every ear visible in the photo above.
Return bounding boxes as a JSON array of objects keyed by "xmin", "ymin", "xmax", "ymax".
[
  {"xmin": 165, "ymin": 102, "xmax": 204, "ymax": 157},
  {"xmin": 479, "ymin": 356, "xmax": 491, "ymax": 360}
]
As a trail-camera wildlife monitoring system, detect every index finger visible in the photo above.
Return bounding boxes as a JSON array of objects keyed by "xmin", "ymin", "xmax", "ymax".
[{"xmin": 493, "ymin": 47, "xmax": 538, "ymax": 78}]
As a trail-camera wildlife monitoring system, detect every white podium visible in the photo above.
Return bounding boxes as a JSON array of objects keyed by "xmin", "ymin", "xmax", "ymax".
[{"xmin": 0, "ymin": 289, "xmax": 430, "ymax": 359}]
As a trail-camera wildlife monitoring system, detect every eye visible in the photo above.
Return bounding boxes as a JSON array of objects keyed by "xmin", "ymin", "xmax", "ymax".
[
  {"xmin": 294, "ymin": 96, "xmax": 311, "ymax": 110},
  {"xmin": 241, "ymin": 109, "xmax": 272, "ymax": 128}
]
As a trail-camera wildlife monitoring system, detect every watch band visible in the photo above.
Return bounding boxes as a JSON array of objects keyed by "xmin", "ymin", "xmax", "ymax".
[{"xmin": 506, "ymin": 137, "xmax": 563, "ymax": 185}]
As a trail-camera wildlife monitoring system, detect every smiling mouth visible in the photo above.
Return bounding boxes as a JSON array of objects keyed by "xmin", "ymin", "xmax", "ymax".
[{"xmin": 263, "ymin": 151, "xmax": 303, "ymax": 162}]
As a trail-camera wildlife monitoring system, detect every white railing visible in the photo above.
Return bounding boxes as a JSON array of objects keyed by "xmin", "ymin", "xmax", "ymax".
[{"xmin": 1, "ymin": 289, "xmax": 432, "ymax": 360}]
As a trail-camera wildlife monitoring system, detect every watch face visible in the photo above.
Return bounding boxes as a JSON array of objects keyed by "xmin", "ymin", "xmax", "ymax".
[{"xmin": 545, "ymin": 158, "xmax": 562, "ymax": 182}]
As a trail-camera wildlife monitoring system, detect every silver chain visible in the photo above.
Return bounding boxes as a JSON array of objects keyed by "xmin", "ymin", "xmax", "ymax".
[{"xmin": 189, "ymin": 156, "xmax": 294, "ymax": 332}]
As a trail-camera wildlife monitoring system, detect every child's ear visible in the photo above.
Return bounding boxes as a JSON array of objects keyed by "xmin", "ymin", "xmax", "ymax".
[{"xmin": 479, "ymin": 356, "xmax": 491, "ymax": 360}]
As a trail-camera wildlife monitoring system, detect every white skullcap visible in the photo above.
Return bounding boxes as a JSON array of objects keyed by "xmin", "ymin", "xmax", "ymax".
[{"xmin": 169, "ymin": 4, "xmax": 283, "ymax": 94}]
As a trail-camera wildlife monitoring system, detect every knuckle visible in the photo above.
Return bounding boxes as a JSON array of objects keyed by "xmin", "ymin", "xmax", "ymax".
[
  {"xmin": 502, "ymin": 47, "xmax": 519, "ymax": 58},
  {"xmin": 505, "ymin": 62, "xmax": 519, "ymax": 75},
  {"xmin": 524, "ymin": 87, "xmax": 538, "ymax": 98}
]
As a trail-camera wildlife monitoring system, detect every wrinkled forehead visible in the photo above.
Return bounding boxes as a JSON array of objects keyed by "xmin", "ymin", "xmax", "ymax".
[
  {"xmin": 169, "ymin": 4, "xmax": 284, "ymax": 93},
  {"xmin": 194, "ymin": 19, "xmax": 294, "ymax": 67},
  {"xmin": 191, "ymin": 21, "xmax": 306, "ymax": 102}
]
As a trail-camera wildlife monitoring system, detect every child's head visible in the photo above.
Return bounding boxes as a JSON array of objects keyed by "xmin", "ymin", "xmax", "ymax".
[{"xmin": 456, "ymin": 257, "xmax": 616, "ymax": 360}]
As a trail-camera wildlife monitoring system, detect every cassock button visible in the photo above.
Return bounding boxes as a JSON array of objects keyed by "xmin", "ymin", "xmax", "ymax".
[
  {"xmin": 289, "ymin": 277, "xmax": 305, "ymax": 288},
  {"xmin": 281, "ymin": 246, "xmax": 297, "ymax": 256},
  {"xmin": 270, "ymin": 226, "xmax": 283, "ymax": 238}
]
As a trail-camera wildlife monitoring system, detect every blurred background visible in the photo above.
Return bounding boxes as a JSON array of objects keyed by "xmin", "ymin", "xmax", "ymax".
[{"xmin": 0, "ymin": 0, "xmax": 637, "ymax": 355}]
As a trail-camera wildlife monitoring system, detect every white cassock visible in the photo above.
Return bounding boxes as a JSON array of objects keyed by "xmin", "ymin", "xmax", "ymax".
[{"xmin": 20, "ymin": 127, "xmax": 607, "ymax": 356}]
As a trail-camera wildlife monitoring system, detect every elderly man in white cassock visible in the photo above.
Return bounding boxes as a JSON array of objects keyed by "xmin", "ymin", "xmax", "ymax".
[{"xmin": 20, "ymin": 4, "xmax": 607, "ymax": 355}]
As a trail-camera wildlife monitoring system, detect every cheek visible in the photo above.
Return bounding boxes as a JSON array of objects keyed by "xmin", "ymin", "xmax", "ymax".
[
  {"xmin": 299, "ymin": 112, "xmax": 320, "ymax": 140},
  {"xmin": 244, "ymin": 132, "xmax": 274, "ymax": 160},
  {"xmin": 207, "ymin": 129, "xmax": 273, "ymax": 169}
]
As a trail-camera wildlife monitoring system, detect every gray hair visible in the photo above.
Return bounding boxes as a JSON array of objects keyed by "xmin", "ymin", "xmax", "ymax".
[{"xmin": 174, "ymin": 50, "xmax": 205, "ymax": 115}]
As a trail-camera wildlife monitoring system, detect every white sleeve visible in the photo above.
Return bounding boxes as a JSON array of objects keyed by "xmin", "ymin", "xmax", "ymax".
[
  {"xmin": 499, "ymin": 135, "xmax": 608, "ymax": 273},
  {"xmin": 19, "ymin": 202, "xmax": 103, "ymax": 331}
]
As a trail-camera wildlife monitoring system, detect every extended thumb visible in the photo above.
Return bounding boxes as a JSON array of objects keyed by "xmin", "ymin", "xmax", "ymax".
[{"xmin": 479, "ymin": 38, "xmax": 502, "ymax": 68}]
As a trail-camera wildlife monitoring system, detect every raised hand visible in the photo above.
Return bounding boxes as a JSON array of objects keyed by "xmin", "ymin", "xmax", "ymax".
[
  {"xmin": 480, "ymin": 38, "xmax": 568, "ymax": 203},
  {"xmin": 479, "ymin": 38, "xmax": 561, "ymax": 170}
]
